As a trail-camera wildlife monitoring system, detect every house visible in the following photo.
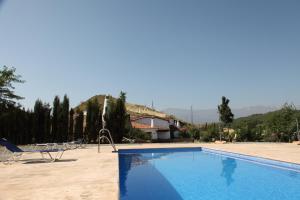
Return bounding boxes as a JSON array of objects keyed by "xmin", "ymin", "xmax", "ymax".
[
  {"xmin": 223, "ymin": 128, "xmax": 235, "ymax": 134},
  {"xmin": 131, "ymin": 116, "xmax": 182, "ymax": 140}
]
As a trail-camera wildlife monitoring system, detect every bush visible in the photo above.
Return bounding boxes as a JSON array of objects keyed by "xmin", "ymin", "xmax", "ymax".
[
  {"xmin": 201, "ymin": 131, "xmax": 212, "ymax": 142},
  {"xmin": 179, "ymin": 131, "xmax": 191, "ymax": 138},
  {"xmin": 128, "ymin": 128, "xmax": 151, "ymax": 141},
  {"xmin": 189, "ymin": 128, "xmax": 201, "ymax": 140}
]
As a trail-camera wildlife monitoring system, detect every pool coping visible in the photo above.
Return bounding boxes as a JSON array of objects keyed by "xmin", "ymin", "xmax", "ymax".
[
  {"xmin": 202, "ymin": 147, "xmax": 300, "ymax": 172},
  {"xmin": 118, "ymin": 147, "xmax": 202, "ymax": 154},
  {"xmin": 118, "ymin": 146, "xmax": 300, "ymax": 172}
]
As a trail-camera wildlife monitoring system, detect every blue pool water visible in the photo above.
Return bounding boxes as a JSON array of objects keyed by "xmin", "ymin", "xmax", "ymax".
[{"xmin": 118, "ymin": 147, "xmax": 300, "ymax": 200}]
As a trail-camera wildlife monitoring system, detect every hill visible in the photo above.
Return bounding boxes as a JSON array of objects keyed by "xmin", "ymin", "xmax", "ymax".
[
  {"xmin": 230, "ymin": 105, "xmax": 300, "ymax": 142},
  {"xmin": 233, "ymin": 108, "xmax": 300, "ymax": 125},
  {"xmin": 163, "ymin": 106, "xmax": 279, "ymax": 123},
  {"xmin": 74, "ymin": 95, "xmax": 169, "ymax": 119}
]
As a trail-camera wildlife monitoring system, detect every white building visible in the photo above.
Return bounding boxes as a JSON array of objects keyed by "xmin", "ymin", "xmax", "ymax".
[{"xmin": 131, "ymin": 116, "xmax": 182, "ymax": 140}]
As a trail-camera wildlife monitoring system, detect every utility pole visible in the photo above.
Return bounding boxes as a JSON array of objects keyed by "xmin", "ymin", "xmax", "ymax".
[
  {"xmin": 190, "ymin": 105, "xmax": 194, "ymax": 124},
  {"xmin": 296, "ymin": 118, "xmax": 299, "ymax": 141},
  {"xmin": 151, "ymin": 100, "xmax": 154, "ymax": 110},
  {"xmin": 219, "ymin": 123, "xmax": 222, "ymax": 141}
]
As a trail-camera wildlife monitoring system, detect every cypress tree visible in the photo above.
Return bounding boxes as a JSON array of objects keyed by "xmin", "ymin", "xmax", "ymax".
[
  {"xmin": 85, "ymin": 98, "xmax": 100, "ymax": 143},
  {"xmin": 58, "ymin": 95, "xmax": 69, "ymax": 142},
  {"xmin": 52, "ymin": 96, "xmax": 60, "ymax": 142},
  {"xmin": 25, "ymin": 109, "xmax": 34, "ymax": 144},
  {"xmin": 44, "ymin": 106, "xmax": 51, "ymax": 143},
  {"xmin": 33, "ymin": 100, "xmax": 51, "ymax": 143},
  {"xmin": 69, "ymin": 108, "xmax": 74, "ymax": 141},
  {"xmin": 33, "ymin": 99, "xmax": 43, "ymax": 143},
  {"xmin": 114, "ymin": 92, "xmax": 127, "ymax": 143},
  {"xmin": 74, "ymin": 110, "xmax": 84, "ymax": 140},
  {"xmin": 105, "ymin": 92, "xmax": 127, "ymax": 143},
  {"xmin": 105, "ymin": 96, "xmax": 116, "ymax": 141},
  {"xmin": 21, "ymin": 109, "xmax": 34, "ymax": 144},
  {"xmin": 218, "ymin": 96, "xmax": 234, "ymax": 141}
]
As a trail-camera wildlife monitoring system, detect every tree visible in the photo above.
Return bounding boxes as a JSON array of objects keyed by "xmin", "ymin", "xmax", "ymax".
[
  {"xmin": 189, "ymin": 127, "xmax": 201, "ymax": 140},
  {"xmin": 0, "ymin": 66, "xmax": 24, "ymax": 106},
  {"xmin": 59, "ymin": 95, "xmax": 69, "ymax": 142},
  {"xmin": 0, "ymin": 103, "xmax": 25, "ymax": 144},
  {"xmin": 74, "ymin": 110, "xmax": 84, "ymax": 140},
  {"xmin": 105, "ymin": 92, "xmax": 128, "ymax": 143},
  {"xmin": 69, "ymin": 108, "xmax": 74, "ymax": 141},
  {"xmin": 267, "ymin": 103, "xmax": 297, "ymax": 142},
  {"xmin": 33, "ymin": 99, "xmax": 51, "ymax": 143},
  {"xmin": 114, "ymin": 91, "xmax": 127, "ymax": 142},
  {"xmin": 218, "ymin": 96, "xmax": 234, "ymax": 141},
  {"xmin": 52, "ymin": 96, "xmax": 60, "ymax": 142},
  {"xmin": 85, "ymin": 98, "xmax": 101, "ymax": 143}
]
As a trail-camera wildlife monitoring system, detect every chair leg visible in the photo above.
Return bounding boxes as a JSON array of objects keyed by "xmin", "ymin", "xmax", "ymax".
[
  {"xmin": 3, "ymin": 152, "xmax": 13, "ymax": 165},
  {"xmin": 47, "ymin": 152, "xmax": 54, "ymax": 160},
  {"xmin": 40, "ymin": 152, "xmax": 45, "ymax": 160},
  {"xmin": 13, "ymin": 153, "xmax": 22, "ymax": 162},
  {"xmin": 53, "ymin": 150, "xmax": 64, "ymax": 161},
  {"xmin": 58, "ymin": 151, "xmax": 65, "ymax": 160}
]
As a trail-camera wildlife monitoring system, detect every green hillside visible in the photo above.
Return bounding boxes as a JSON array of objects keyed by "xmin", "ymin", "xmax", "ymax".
[
  {"xmin": 232, "ymin": 104, "xmax": 300, "ymax": 142},
  {"xmin": 75, "ymin": 95, "xmax": 106, "ymax": 112},
  {"xmin": 74, "ymin": 94, "xmax": 170, "ymax": 119}
]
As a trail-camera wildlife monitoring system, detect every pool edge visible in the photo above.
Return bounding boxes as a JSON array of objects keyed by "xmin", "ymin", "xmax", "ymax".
[{"xmin": 118, "ymin": 146, "xmax": 300, "ymax": 172}]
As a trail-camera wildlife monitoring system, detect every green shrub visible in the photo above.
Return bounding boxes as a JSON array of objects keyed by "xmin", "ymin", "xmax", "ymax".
[
  {"xmin": 189, "ymin": 128, "xmax": 201, "ymax": 140},
  {"xmin": 179, "ymin": 131, "xmax": 191, "ymax": 138},
  {"xmin": 200, "ymin": 131, "xmax": 212, "ymax": 142},
  {"xmin": 128, "ymin": 128, "xmax": 151, "ymax": 141}
]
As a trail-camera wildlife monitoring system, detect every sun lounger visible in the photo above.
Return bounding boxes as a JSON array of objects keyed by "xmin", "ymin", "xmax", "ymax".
[
  {"xmin": 122, "ymin": 137, "xmax": 136, "ymax": 144},
  {"xmin": 0, "ymin": 138, "xmax": 66, "ymax": 163},
  {"xmin": 70, "ymin": 138, "xmax": 87, "ymax": 149}
]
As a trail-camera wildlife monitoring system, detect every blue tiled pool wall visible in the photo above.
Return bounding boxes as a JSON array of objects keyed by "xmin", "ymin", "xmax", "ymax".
[
  {"xmin": 118, "ymin": 147, "xmax": 202, "ymax": 154},
  {"xmin": 119, "ymin": 147, "xmax": 300, "ymax": 172},
  {"xmin": 201, "ymin": 148, "xmax": 300, "ymax": 172}
]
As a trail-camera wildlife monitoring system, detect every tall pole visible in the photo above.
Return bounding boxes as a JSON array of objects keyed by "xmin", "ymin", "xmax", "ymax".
[
  {"xmin": 102, "ymin": 96, "xmax": 109, "ymax": 129},
  {"xmin": 219, "ymin": 123, "xmax": 222, "ymax": 141},
  {"xmin": 190, "ymin": 105, "xmax": 194, "ymax": 124},
  {"xmin": 296, "ymin": 118, "xmax": 299, "ymax": 141}
]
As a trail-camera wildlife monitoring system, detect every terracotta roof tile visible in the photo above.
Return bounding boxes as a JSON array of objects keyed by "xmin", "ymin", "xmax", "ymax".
[{"xmin": 131, "ymin": 122, "xmax": 154, "ymax": 129}]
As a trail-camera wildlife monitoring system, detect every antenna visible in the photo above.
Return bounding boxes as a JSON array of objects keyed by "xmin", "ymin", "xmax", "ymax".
[{"xmin": 151, "ymin": 100, "xmax": 154, "ymax": 110}]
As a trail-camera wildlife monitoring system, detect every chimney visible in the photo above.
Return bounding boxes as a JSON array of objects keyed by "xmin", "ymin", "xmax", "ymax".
[
  {"xmin": 176, "ymin": 120, "xmax": 180, "ymax": 128},
  {"xmin": 151, "ymin": 118, "xmax": 154, "ymax": 128}
]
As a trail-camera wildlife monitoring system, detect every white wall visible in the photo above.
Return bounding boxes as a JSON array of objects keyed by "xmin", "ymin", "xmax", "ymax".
[
  {"xmin": 157, "ymin": 131, "xmax": 170, "ymax": 139},
  {"xmin": 136, "ymin": 118, "xmax": 152, "ymax": 125},
  {"xmin": 174, "ymin": 130, "xmax": 180, "ymax": 138},
  {"xmin": 135, "ymin": 117, "xmax": 169, "ymax": 128},
  {"xmin": 143, "ymin": 129, "xmax": 158, "ymax": 140},
  {"xmin": 151, "ymin": 132, "xmax": 158, "ymax": 140}
]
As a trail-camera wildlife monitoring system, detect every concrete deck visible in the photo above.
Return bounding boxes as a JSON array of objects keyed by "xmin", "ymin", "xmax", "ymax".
[{"xmin": 0, "ymin": 143, "xmax": 300, "ymax": 200}]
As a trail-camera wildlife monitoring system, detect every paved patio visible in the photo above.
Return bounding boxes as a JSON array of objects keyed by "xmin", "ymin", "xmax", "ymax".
[{"xmin": 0, "ymin": 143, "xmax": 300, "ymax": 200}]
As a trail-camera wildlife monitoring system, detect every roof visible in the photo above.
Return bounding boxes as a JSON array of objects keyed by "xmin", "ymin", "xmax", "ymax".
[
  {"xmin": 131, "ymin": 122, "xmax": 155, "ymax": 129},
  {"xmin": 131, "ymin": 115, "xmax": 171, "ymax": 122}
]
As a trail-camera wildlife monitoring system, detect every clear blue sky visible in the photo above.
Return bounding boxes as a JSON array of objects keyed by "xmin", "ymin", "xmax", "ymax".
[{"xmin": 0, "ymin": 0, "xmax": 300, "ymax": 110}]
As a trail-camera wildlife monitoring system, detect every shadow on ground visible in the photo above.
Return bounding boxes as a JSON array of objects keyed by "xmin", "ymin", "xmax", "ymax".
[{"xmin": 23, "ymin": 159, "xmax": 77, "ymax": 164}]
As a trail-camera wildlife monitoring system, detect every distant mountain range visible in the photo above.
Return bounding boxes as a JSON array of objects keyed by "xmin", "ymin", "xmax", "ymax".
[
  {"xmin": 162, "ymin": 106, "xmax": 285, "ymax": 123},
  {"xmin": 75, "ymin": 95, "xmax": 299, "ymax": 124}
]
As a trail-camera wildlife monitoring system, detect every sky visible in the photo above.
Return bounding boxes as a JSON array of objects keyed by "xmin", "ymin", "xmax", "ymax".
[{"xmin": 0, "ymin": 0, "xmax": 300, "ymax": 110}]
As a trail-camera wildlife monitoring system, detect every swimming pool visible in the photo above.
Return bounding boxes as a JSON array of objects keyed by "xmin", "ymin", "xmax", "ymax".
[{"xmin": 118, "ymin": 147, "xmax": 300, "ymax": 200}]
